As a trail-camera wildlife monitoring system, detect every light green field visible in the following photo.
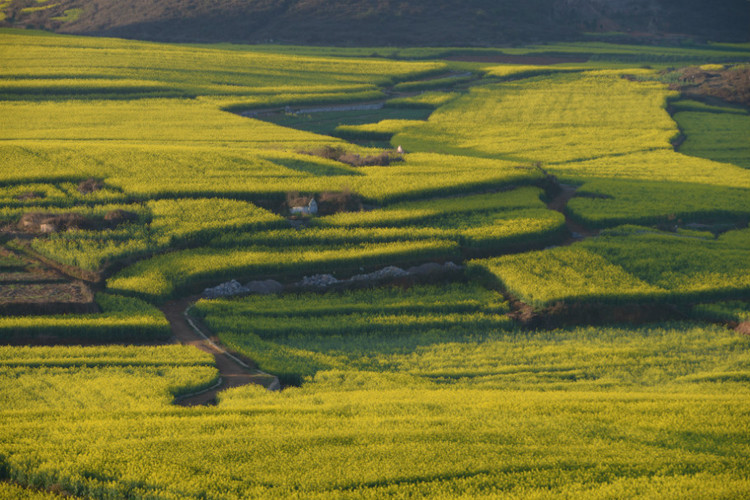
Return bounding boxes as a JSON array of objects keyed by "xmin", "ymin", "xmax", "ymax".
[{"xmin": 1, "ymin": 28, "xmax": 750, "ymax": 499}]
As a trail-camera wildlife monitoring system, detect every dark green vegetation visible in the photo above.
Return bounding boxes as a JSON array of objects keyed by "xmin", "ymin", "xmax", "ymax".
[
  {"xmin": 264, "ymin": 107, "xmax": 431, "ymax": 135},
  {"xmin": 0, "ymin": 293, "xmax": 170, "ymax": 343},
  {"xmin": 1, "ymin": 0, "xmax": 749, "ymax": 45},
  {"xmin": 672, "ymin": 98, "xmax": 750, "ymax": 169},
  {"xmin": 1, "ymin": 28, "xmax": 749, "ymax": 499},
  {"xmin": 473, "ymin": 226, "xmax": 750, "ymax": 308}
]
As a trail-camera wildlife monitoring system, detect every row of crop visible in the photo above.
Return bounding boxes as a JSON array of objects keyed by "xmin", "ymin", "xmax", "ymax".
[
  {"xmin": 194, "ymin": 282, "xmax": 513, "ymax": 382},
  {"xmin": 673, "ymin": 109, "xmax": 750, "ymax": 169},
  {"xmin": 17, "ymin": 189, "xmax": 563, "ymax": 291},
  {"xmin": 220, "ymin": 89, "xmax": 387, "ymax": 113},
  {"xmin": 194, "ymin": 282, "xmax": 509, "ymax": 318},
  {"xmin": 693, "ymin": 301, "xmax": 750, "ymax": 323},
  {"xmin": 289, "ymin": 209, "xmax": 562, "ymax": 254},
  {"xmin": 0, "ymin": 140, "xmax": 542, "ymax": 210},
  {"xmin": 0, "ymin": 294, "xmax": 170, "ymax": 343},
  {"xmin": 565, "ymin": 176, "xmax": 750, "ymax": 229},
  {"xmin": 459, "ymin": 210, "xmax": 566, "ymax": 254},
  {"xmin": 3, "ymin": 387, "xmax": 750, "ymax": 499},
  {"xmin": 2, "ymin": 30, "xmax": 447, "ymax": 96},
  {"xmin": 391, "ymin": 70, "xmax": 685, "ymax": 167},
  {"xmin": 0, "ymin": 89, "xmax": 184, "ymax": 102},
  {"xmin": 0, "ymin": 181, "xmax": 129, "ymax": 208},
  {"xmin": 0, "ymin": 201, "xmax": 148, "ymax": 226},
  {"xmin": 212, "ymin": 39, "xmax": 750, "ymax": 62},
  {"xmin": 104, "ymin": 188, "xmax": 567, "ymax": 302},
  {"xmin": 209, "ymin": 226, "xmax": 442, "ymax": 248},
  {"xmin": 391, "ymin": 75, "xmax": 474, "ymax": 92},
  {"xmin": 319, "ymin": 187, "xmax": 548, "ymax": 228},
  {"xmin": 333, "ymin": 119, "xmax": 426, "ymax": 141},
  {"xmin": 214, "ymin": 311, "xmax": 513, "ymax": 340},
  {"xmin": 196, "ymin": 279, "xmax": 750, "ymax": 388},
  {"xmin": 0, "ymin": 364, "xmax": 218, "ymax": 412},
  {"xmin": 0, "ymin": 343, "xmax": 213, "ymax": 368},
  {"xmin": 27, "ymin": 198, "xmax": 286, "ymax": 272},
  {"xmin": 108, "ymin": 240, "xmax": 462, "ymax": 302},
  {"xmin": 384, "ymin": 91, "xmax": 459, "ymax": 109},
  {"xmin": 470, "ymin": 226, "xmax": 750, "ymax": 308}
]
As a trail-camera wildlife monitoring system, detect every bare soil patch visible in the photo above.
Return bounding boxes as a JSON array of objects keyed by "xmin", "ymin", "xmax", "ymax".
[
  {"xmin": 0, "ymin": 244, "xmax": 101, "ymax": 316},
  {"xmin": 0, "ymin": 282, "xmax": 97, "ymax": 316},
  {"xmin": 16, "ymin": 210, "xmax": 138, "ymax": 235},
  {"xmin": 507, "ymin": 296, "xmax": 690, "ymax": 329},
  {"xmin": 77, "ymin": 178, "xmax": 104, "ymax": 194},
  {"xmin": 668, "ymin": 65, "xmax": 750, "ymax": 107},
  {"xmin": 9, "ymin": 240, "xmax": 101, "ymax": 283},
  {"xmin": 15, "ymin": 191, "xmax": 44, "ymax": 202},
  {"xmin": 299, "ymin": 145, "xmax": 404, "ymax": 167}
]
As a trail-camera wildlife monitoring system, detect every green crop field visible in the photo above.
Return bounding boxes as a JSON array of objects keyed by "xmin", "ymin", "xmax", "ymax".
[
  {"xmin": 472, "ymin": 226, "xmax": 750, "ymax": 307},
  {"xmin": 672, "ymin": 101, "xmax": 750, "ymax": 169},
  {"xmin": 0, "ymin": 321, "xmax": 748, "ymax": 498},
  {"xmin": 1, "ymin": 27, "xmax": 749, "ymax": 499}
]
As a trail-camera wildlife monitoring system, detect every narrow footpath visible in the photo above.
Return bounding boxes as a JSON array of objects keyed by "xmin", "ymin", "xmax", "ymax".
[
  {"xmin": 546, "ymin": 183, "xmax": 599, "ymax": 244},
  {"xmin": 160, "ymin": 297, "xmax": 280, "ymax": 406}
]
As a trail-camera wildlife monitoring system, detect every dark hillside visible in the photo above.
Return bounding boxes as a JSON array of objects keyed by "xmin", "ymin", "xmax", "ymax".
[{"xmin": 2, "ymin": 0, "xmax": 748, "ymax": 45}]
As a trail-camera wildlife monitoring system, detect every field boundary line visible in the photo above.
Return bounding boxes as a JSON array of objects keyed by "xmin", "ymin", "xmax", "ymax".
[{"xmin": 173, "ymin": 376, "xmax": 224, "ymax": 403}]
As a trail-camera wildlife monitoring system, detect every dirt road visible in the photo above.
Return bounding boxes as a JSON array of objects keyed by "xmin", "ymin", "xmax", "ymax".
[
  {"xmin": 546, "ymin": 183, "xmax": 599, "ymax": 244},
  {"xmin": 160, "ymin": 297, "xmax": 280, "ymax": 406}
]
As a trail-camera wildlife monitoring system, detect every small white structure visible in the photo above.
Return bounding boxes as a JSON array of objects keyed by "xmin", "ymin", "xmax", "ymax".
[
  {"xmin": 396, "ymin": 145, "xmax": 404, "ymax": 154},
  {"xmin": 290, "ymin": 198, "xmax": 318, "ymax": 215}
]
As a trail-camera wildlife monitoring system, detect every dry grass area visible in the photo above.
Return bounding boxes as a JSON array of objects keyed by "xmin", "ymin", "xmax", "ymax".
[{"xmin": 668, "ymin": 65, "xmax": 750, "ymax": 106}]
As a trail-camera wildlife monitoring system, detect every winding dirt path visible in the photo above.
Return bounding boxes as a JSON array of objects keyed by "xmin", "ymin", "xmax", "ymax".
[
  {"xmin": 546, "ymin": 183, "xmax": 599, "ymax": 245},
  {"xmin": 161, "ymin": 297, "xmax": 279, "ymax": 406}
]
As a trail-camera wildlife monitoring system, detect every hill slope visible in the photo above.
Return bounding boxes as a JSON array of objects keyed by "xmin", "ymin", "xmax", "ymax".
[{"xmin": 2, "ymin": 0, "xmax": 748, "ymax": 46}]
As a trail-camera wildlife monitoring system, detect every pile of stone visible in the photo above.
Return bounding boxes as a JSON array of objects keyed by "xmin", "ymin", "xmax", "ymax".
[
  {"xmin": 202, "ymin": 279, "xmax": 283, "ymax": 299},
  {"xmin": 407, "ymin": 261, "xmax": 461, "ymax": 276},
  {"xmin": 201, "ymin": 262, "xmax": 463, "ymax": 299},
  {"xmin": 297, "ymin": 274, "xmax": 339, "ymax": 288},
  {"xmin": 78, "ymin": 178, "xmax": 104, "ymax": 194},
  {"xmin": 295, "ymin": 262, "xmax": 463, "ymax": 290},
  {"xmin": 349, "ymin": 265, "xmax": 408, "ymax": 283},
  {"xmin": 202, "ymin": 280, "xmax": 248, "ymax": 299}
]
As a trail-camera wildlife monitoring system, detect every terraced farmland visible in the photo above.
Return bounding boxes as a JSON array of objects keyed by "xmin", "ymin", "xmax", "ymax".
[{"xmin": 1, "ymin": 29, "xmax": 749, "ymax": 499}]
